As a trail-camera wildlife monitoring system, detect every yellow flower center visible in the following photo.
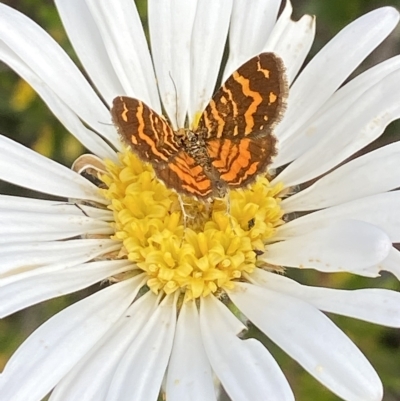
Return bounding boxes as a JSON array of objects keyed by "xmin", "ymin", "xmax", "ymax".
[{"xmin": 101, "ymin": 149, "xmax": 284, "ymax": 301}]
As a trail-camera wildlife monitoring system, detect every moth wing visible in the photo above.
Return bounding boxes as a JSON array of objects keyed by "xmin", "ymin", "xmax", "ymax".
[
  {"xmin": 156, "ymin": 151, "xmax": 216, "ymax": 199},
  {"xmin": 111, "ymin": 96, "xmax": 179, "ymax": 164},
  {"xmin": 198, "ymin": 53, "xmax": 287, "ymax": 140},
  {"xmin": 206, "ymin": 136, "xmax": 276, "ymax": 188}
]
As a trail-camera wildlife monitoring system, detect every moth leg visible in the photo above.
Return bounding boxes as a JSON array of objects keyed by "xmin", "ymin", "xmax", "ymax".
[
  {"xmin": 178, "ymin": 195, "xmax": 196, "ymax": 237},
  {"xmin": 223, "ymin": 190, "xmax": 236, "ymax": 232}
]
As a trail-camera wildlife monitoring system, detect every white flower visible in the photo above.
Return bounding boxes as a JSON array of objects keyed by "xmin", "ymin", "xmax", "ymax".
[{"xmin": 0, "ymin": 1, "xmax": 400, "ymax": 401}]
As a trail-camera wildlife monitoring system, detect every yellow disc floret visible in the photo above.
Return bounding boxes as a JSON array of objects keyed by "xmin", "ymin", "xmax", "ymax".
[{"xmin": 101, "ymin": 150, "xmax": 284, "ymax": 300}]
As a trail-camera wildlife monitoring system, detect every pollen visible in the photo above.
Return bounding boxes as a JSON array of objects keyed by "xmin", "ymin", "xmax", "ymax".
[{"xmin": 101, "ymin": 150, "xmax": 284, "ymax": 300}]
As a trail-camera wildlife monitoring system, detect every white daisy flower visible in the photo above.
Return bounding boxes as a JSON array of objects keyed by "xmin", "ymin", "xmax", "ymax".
[{"xmin": 0, "ymin": 1, "xmax": 400, "ymax": 401}]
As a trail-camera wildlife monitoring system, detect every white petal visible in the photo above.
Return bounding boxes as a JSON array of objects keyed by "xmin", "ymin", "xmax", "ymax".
[
  {"xmin": 276, "ymin": 55, "xmax": 400, "ymax": 166},
  {"xmin": 0, "ymin": 195, "xmax": 60, "ymax": 212},
  {"xmin": 0, "ymin": 42, "xmax": 119, "ymax": 159},
  {"xmin": 0, "ymin": 260, "xmax": 132, "ymax": 318},
  {"xmin": 0, "ymin": 135, "xmax": 106, "ymax": 203},
  {"xmin": 264, "ymin": 0, "xmax": 293, "ymax": 53},
  {"xmin": 273, "ymin": 67, "xmax": 400, "ymax": 186},
  {"xmin": 0, "ymin": 210, "xmax": 112, "ymax": 244},
  {"xmin": 85, "ymin": 0, "xmax": 160, "ymax": 111},
  {"xmin": 0, "ymin": 238, "xmax": 118, "ymax": 277},
  {"xmin": 200, "ymin": 295, "xmax": 294, "ymax": 401},
  {"xmin": 189, "ymin": 0, "xmax": 233, "ymax": 122},
  {"xmin": 276, "ymin": 191, "xmax": 400, "ymax": 243},
  {"xmin": 223, "ymin": 0, "xmax": 282, "ymax": 80},
  {"xmin": 282, "ymin": 142, "xmax": 400, "ymax": 213},
  {"xmin": 167, "ymin": 300, "xmax": 217, "ymax": 401},
  {"xmin": 275, "ymin": 6, "xmax": 399, "ymax": 143},
  {"xmin": 0, "ymin": 3, "xmax": 119, "ymax": 147},
  {"xmin": 49, "ymin": 289, "xmax": 156, "ymax": 401},
  {"xmin": 228, "ymin": 283, "xmax": 383, "ymax": 401},
  {"xmin": 106, "ymin": 294, "xmax": 178, "ymax": 401},
  {"xmin": 148, "ymin": 0, "xmax": 197, "ymax": 128},
  {"xmin": 265, "ymin": 2, "xmax": 315, "ymax": 84},
  {"xmin": 0, "ymin": 278, "xmax": 139, "ymax": 401},
  {"xmin": 378, "ymin": 247, "xmax": 400, "ymax": 280},
  {"xmin": 263, "ymin": 220, "xmax": 390, "ymax": 274},
  {"xmin": 249, "ymin": 269, "xmax": 400, "ymax": 327},
  {"xmin": 55, "ymin": 0, "xmax": 125, "ymax": 104},
  {"xmin": 0, "ymin": 195, "xmax": 111, "ymax": 220},
  {"xmin": 36, "ymin": 90, "xmax": 118, "ymax": 160}
]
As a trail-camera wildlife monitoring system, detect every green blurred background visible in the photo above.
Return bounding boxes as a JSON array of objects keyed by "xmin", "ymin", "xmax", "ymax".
[{"xmin": 0, "ymin": 0, "xmax": 400, "ymax": 400}]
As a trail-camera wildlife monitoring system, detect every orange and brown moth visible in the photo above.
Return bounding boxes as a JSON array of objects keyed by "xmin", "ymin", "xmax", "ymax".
[{"xmin": 111, "ymin": 52, "xmax": 288, "ymax": 200}]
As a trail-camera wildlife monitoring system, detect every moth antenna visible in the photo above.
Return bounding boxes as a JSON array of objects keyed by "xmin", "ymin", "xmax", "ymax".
[{"xmin": 169, "ymin": 71, "xmax": 179, "ymax": 128}]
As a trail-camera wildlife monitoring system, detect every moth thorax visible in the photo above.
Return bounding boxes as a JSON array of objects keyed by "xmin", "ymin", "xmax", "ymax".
[{"xmin": 184, "ymin": 131, "xmax": 209, "ymax": 166}]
